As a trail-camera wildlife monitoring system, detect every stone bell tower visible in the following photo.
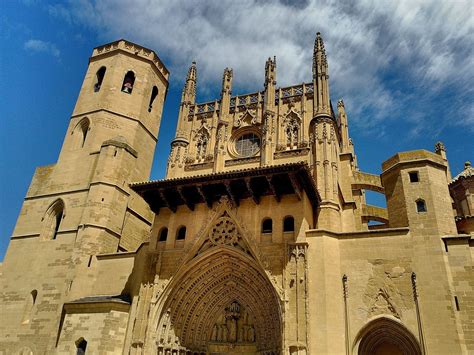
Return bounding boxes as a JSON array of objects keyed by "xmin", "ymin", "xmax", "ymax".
[{"xmin": 0, "ymin": 40, "xmax": 169, "ymax": 354}]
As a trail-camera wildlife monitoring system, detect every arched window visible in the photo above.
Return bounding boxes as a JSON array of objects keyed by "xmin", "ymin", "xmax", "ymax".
[
  {"xmin": 262, "ymin": 218, "xmax": 272, "ymax": 233},
  {"xmin": 235, "ymin": 133, "xmax": 260, "ymax": 157},
  {"xmin": 416, "ymin": 199, "xmax": 427, "ymax": 213},
  {"xmin": 159, "ymin": 227, "xmax": 168, "ymax": 242},
  {"xmin": 22, "ymin": 289, "xmax": 38, "ymax": 324},
  {"xmin": 73, "ymin": 118, "xmax": 90, "ymax": 149},
  {"xmin": 148, "ymin": 86, "xmax": 159, "ymax": 112},
  {"xmin": 176, "ymin": 226, "xmax": 186, "ymax": 240},
  {"xmin": 121, "ymin": 71, "xmax": 135, "ymax": 94},
  {"xmin": 283, "ymin": 216, "xmax": 295, "ymax": 232},
  {"xmin": 41, "ymin": 199, "xmax": 65, "ymax": 240},
  {"xmin": 94, "ymin": 66, "xmax": 106, "ymax": 92},
  {"xmin": 76, "ymin": 338, "xmax": 87, "ymax": 355}
]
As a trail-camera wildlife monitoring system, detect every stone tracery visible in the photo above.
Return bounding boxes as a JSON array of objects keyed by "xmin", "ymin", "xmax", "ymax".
[{"xmin": 283, "ymin": 111, "xmax": 301, "ymax": 149}]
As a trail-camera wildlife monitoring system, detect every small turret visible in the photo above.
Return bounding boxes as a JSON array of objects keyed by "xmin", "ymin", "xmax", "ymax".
[{"xmin": 435, "ymin": 141, "xmax": 452, "ymax": 182}]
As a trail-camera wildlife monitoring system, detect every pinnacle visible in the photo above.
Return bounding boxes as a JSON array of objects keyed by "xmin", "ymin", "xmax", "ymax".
[
  {"xmin": 187, "ymin": 61, "xmax": 197, "ymax": 81},
  {"xmin": 314, "ymin": 31, "xmax": 326, "ymax": 53}
]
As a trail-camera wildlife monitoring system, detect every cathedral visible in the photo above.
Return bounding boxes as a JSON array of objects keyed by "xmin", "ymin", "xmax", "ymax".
[{"xmin": 0, "ymin": 33, "xmax": 473, "ymax": 355}]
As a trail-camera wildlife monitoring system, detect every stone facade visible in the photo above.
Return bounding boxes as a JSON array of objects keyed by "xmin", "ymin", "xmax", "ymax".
[{"xmin": 0, "ymin": 34, "xmax": 472, "ymax": 355}]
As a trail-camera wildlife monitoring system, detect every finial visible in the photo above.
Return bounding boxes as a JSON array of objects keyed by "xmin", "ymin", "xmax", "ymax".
[
  {"xmin": 337, "ymin": 99, "xmax": 344, "ymax": 107},
  {"xmin": 465, "ymin": 161, "xmax": 471, "ymax": 169},
  {"xmin": 434, "ymin": 141, "xmax": 446, "ymax": 153}
]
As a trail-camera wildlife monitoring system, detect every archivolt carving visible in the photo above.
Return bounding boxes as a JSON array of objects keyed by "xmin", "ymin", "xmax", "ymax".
[
  {"xmin": 354, "ymin": 317, "xmax": 421, "ymax": 355},
  {"xmin": 150, "ymin": 250, "xmax": 282, "ymax": 354},
  {"xmin": 148, "ymin": 202, "xmax": 282, "ymax": 354},
  {"xmin": 210, "ymin": 301, "xmax": 256, "ymax": 344}
]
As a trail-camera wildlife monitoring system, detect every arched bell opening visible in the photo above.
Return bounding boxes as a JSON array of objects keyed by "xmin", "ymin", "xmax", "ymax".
[
  {"xmin": 353, "ymin": 316, "xmax": 422, "ymax": 355},
  {"xmin": 153, "ymin": 246, "xmax": 282, "ymax": 354}
]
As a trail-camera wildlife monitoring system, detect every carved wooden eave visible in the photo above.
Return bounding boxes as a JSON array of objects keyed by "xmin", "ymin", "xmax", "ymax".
[{"xmin": 131, "ymin": 162, "xmax": 320, "ymax": 214}]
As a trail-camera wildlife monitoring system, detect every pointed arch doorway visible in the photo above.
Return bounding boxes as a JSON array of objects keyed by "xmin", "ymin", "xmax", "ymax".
[{"xmin": 150, "ymin": 211, "xmax": 282, "ymax": 354}]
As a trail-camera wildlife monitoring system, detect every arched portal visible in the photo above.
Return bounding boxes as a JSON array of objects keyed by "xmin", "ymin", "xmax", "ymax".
[
  {"xmin": 153, "ymin": 247, "xmax": 282, "ymax": 354},
  {"xmin": 354, "ymin": 317, "xmax": 422, "ymax": 355}
]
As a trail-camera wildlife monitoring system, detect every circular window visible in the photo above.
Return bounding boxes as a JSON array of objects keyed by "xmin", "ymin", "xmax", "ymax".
[{"xmin": 235, "ymin": 133, "xmax": 260, "ymax": 157}]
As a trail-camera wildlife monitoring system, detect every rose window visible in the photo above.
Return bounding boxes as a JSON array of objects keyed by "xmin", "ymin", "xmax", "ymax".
[{"xmin": 235, "ymin": 133, "xmax": 260, "ymax": 157}]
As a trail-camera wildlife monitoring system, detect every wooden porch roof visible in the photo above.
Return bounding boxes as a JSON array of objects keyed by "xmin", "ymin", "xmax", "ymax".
[{"xmin": 131, "ymin": 162, "xmax": 320, "ymax": 214}]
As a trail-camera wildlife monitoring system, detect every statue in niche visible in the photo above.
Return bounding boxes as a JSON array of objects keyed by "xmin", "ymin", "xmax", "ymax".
[
  {"xmin": 211, "ymin": 324, "xmax": 218, "ymax": 341},
  {"xmin": 210, "ymin": 301, "xmax": 256, "ymax": 343},
  {"xmin": 225, "ymin": 301, "xmax": 240, "ymax": 342},
  {"xmin": 248, "ymin": 326, "xmax": 255, "ymax": 342}
]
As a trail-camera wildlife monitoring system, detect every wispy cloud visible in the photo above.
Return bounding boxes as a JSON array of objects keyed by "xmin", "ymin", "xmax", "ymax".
[
  {"xmin": 46, "ymin": 0, "xmax": 474, "ymax": 135},
  {"xmin": 24, "ymin": 39, "xmax": 60, "ymax": 58}
]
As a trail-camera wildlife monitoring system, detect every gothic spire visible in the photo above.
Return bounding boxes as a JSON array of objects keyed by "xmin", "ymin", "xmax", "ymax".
[
  {"xmin": 313, "ymin": 32, "xmax": 328, "ymax": 79},
  {"xmin": 182, "ymin": 61, "xmax": 197, "ymax": 104}
]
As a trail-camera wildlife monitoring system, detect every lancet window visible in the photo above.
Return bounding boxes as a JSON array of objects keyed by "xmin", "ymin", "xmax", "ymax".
[
  {"xmin": 196, "ymin": 132, "xmax": 209, "ymax": 162},
  {"xmin": 41, "ymin": 199, "xmax": 65, "ymax": 240},
  {"xmin": 94, "ymin": 66, "xmax": 106, "ymax": 92},
  {"xmin": 121, "ymin": 71, "xmax": 135, "ymax": 94}
]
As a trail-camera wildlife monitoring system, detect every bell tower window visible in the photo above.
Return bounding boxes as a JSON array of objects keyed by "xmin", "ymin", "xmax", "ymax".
[
  {"xmin": 72, "ymin": 118, "xmax": 90, "ymax": 149},
  {"xmin": 94, "ymin": 66, "xmax": 106, "ymax": 92},
  {"xmin": 121, "ymin": 71, "xmax": 135, "ymax": 94},
  {"xmin": 148, "ymin": 86, "xmax": 158, "ymax": 112},
  {"xmin": 41, "ymin": 199, "xmax": 65, "ymax": 240}
]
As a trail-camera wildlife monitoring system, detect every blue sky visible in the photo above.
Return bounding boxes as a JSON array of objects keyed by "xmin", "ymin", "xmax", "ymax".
[{"xmin": 1, "ymin": 0, "xmax": 473, "ymax": 260}]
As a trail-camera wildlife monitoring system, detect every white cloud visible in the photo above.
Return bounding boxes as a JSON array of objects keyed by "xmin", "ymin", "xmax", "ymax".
[
  {"xmin": 24, "ymin": 39, "xmax": 60, "ymax": 58},
  {"xmin": 48, "ymin": 0, "xmax": 474, "ymax": 133}
]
